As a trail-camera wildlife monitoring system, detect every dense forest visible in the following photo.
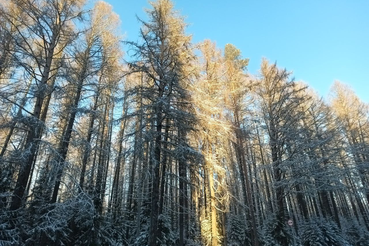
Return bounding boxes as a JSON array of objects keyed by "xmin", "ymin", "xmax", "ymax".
[{"xmin": 1, "ymin": 0, "xmax": 369, "ymax": 245}]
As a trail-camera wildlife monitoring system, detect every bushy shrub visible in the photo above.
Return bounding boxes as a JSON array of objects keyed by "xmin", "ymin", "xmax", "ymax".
[{"xmin": 300, "ymin": 217, "xmax": 350, "ymax": 246}]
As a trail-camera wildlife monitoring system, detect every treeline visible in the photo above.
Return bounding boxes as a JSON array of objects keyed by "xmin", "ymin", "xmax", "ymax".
[{"xmin": 0, "ymin": 0, "xmax": 369, "ymax": 245}]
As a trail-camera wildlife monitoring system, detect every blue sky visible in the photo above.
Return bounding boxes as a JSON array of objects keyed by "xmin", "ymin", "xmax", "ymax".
[{"xmin": 102, "ymin": 0, "xmax": 369, "ymax": 102}]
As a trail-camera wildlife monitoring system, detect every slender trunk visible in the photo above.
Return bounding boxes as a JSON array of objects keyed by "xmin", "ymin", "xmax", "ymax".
[
  {"xmin": 124, "ymin": 135, "xmax": 138, "ymax": 242},
  {"xmin": 80, "ymin": 92, "xmax": 99, "ymax": 190},
  {"xmin": 148, "ymin": 79, "xmax": 165, "ymax": 246},
  {"xmin": 148, "ymin": 113, "xmax": 162, "ymax": 246},
  {"xmin": 110, "ymin": 100, "xmax": 128, "ymax": 217},
  {"xmin": 208, "ymin": 166, "xmax": 218, "ymax": 246},
  {"xmin": 94, "ymin": 99, "xmax": 110, "ymax": 214},
  {"xmin": 10, "ymin": 36, "xmax": 56, "ymax": 210},
  {"xmin": 159, "ymin": 118, "xmax": 170, "ymax": 215},
  {"xmin": 256, "ymin": 127, "xmax": 273, "ymax": 213},
  {"xmin": 125, "ymin": 83, "xmax": 143, "ymax": 241},
  {"xmin": 100, "ymin": 103, "xmax": 114, "ymax": 211},
  {"xmin": 295, "ymin": 184, "xmax": 309, "ymax": 219},
  {"xmin": 270, "ymin": 121, "xmax": 288, "ymax": 245},
  {"xmin": 178, "ymin": 127, "xmax": 188, "ymax": 246},
  {"xmin": 234, "ymin": 115, "xmax": 259, "ymax": 246},
  {"xmin": 51, "ymin": 77, "xmax": 85, "ymax": 203}
]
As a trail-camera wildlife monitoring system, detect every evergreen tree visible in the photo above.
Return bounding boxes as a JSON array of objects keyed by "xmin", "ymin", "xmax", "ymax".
[{"xmin": 127, "ymin": 0, "xmax": 196, "ymax": 244}]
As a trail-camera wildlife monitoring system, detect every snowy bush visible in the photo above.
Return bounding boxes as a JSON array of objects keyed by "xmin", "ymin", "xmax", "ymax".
[
  {"xmin": 343, "ymin": 220, "xmax": 369, "ymax": 246},
  {"xmin": 260, "ymin": 215, "xmax": 292, "ymax": 246},
  {"xmin": 300, "ymin": 217, "xmax": 351, "ymax": 246},
  {"xmin": 227, "ymin": 214, "xmax": 247, "ymax": 246}
]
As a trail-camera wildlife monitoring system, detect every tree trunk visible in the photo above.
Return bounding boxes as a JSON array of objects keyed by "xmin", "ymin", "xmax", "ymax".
[
  {"xmin": 51, "ymin": 76, "xmax": 85, "ymax": 203},
  {"xmin": 178, "ymin": 127, "xmax": 188, "ymax": 246},
  {"xmin": 148, "ymin": 82, "xmax": 164, "ymax": 246},
  {"xmin": 10, "ymin": 36, "xmax": 56, "ymax": 210},
  {"xmin": 208, "ymin": 166, "xmax": 218, "ymax": 246}
]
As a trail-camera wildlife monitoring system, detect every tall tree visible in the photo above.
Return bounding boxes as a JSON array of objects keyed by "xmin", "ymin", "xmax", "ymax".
[
  {"xmin": 330, "ymin": 81, "xmax": 369, "ymax": 226},
  {"xmin": 50, "ymin": 0, "xmax": 122, "ymax": 204},
  {"xmin": 192, "ymin": 40, "xmax": 230, "ymax": 246},
  {"xmin": 255, "ymin": 59, "xmax": 307, "ymax": 245},
  {"xmin": 127, "ymin": 0, "xmax": 196, "ymax": 245},
  {"xmin": 223, "ymin": 43, "xmax": 260, "ymax": 246},
  {"xmin": 1, "ymin": 0, "xmax": 86, "ymax": 210}
]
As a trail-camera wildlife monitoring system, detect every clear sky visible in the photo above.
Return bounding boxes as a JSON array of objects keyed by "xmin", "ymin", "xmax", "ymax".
[{"xmin": 101, "ymin": 0, "xmax": 369, "ymax": 102}]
